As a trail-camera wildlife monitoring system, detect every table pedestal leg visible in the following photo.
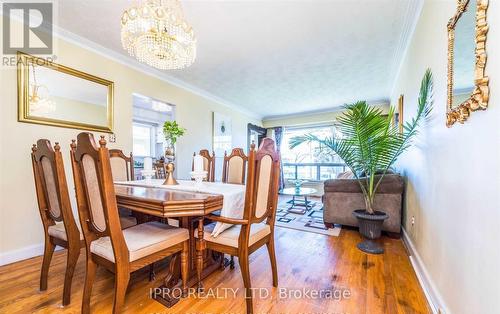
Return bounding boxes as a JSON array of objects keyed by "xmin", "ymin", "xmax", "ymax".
[
  {"xmin": 152, "ymin": 216, "xmax": 222, "ymax": 308},
  {"xmin": 152, "ymin": 253, "xmax": 180, "ymax": 307}
]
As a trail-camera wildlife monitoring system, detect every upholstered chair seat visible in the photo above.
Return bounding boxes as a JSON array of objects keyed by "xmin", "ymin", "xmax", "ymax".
[
  {"xmin": 119, "ymin": 216, "xmax": 137, "ymax": 229},
  {"xmin": 48, "ymin": 223, "xmax": 84, "ymax": 241},
  {"xmin": 195, "ymin": 222, "xmax": 270, "ymax": 248},
  {"xmin": 90, "ymin": 221, "xmax": 189, "ymax": 262},
  {"xmin": 47, "ymin": 216, "xmax": 137, "ymax": 242}
]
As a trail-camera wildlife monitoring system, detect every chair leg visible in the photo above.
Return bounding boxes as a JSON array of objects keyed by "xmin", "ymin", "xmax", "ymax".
[
  {"xmin": 62, "ymin": 246, "xmax": 80, "ymax": 306},
  {"xmin": 219, "ymin": 253, "xmax": 225, "ymax": 270},
  {"xmin": 238, "ymin": 251, "xmax": 253, "ymax": 314},
  {"xmin": 149, "ymin": 262, "xmax": 156, "ymax": 282},
  {"xmin": 266, "ymin": 238, "xmax": 278, "ymax": 287},
  {"xmin": 324, "ymin": 222, "xmax": 334, "ymax": 229},
  {"xmin": 196, "ymin": 218, "xmax": 205, "ymax": 292},
  {"xmin": 81, "ymin": 258, "xmax": 97, "ymax": 314},
  {"xmin": 181, "ymin": 242, "xmax": 189, "ymax": 296},
  {"xmin": 40, "ymin": 238, "xmax": 55, "ymax": 291},
  {"xmin": 113, "ymin": 268, "xmax": 130, "ymax": 314},
  {"xmin": 230, "ymin": 256, "xmax": 235, "ymax": 269}
]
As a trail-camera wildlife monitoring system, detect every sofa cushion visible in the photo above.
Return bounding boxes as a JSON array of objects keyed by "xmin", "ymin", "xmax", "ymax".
[
  {"xmin": 336, "ymin": 170, "xmax": 354, "ymax": 179},
  {"xmin": 323, "ymin": 192, "xmax": 402, "ymax": 232},
  {"xmin": 90, "ymin": 221, "xmax": 188, "ymax": 262},
  {"xmin": 324, "ymin": 174, "xmax": 404, "ymax": 194}
]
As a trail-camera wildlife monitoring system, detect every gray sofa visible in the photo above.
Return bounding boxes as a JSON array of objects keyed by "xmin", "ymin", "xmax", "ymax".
[{"xmin": 322, "ymin": 174, "xmax": 404, "ymax": 234}]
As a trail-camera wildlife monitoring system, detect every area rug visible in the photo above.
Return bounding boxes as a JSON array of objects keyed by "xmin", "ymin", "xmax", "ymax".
[{"xmin": 275, "ymin": 199, "xmax": 341, "ymax": 237}]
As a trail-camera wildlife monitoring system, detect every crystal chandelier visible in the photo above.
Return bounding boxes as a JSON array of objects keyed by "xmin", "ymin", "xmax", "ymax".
[
  {"xmin": 121, "ymin": 0, "xmax": 196, "ymax": 70},
  {"xmin": 29, "ymin": 64, "xmax": 56, "ymax": 114}
]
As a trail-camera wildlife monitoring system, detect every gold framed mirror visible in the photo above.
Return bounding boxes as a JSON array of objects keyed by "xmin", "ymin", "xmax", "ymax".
[
  {"xmin": 446, "ymin": 0, "xmax": 489, "ymax": 127},
  {"xmin": 17, "ymin": 52, "xmax": 114, "ymax": 132}
]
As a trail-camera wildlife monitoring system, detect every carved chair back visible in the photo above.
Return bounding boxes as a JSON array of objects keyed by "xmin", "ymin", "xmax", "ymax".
[
  {"xmin": 31, "ymin": 139, "xmax": 80, "ymax": 243},
  {"xmin": 192, "ymin": 149, "xmax": 215, "ymax": 182},
  {"xmin": 154, "ymin": 161, "xmax": 166, "ymax": 179},
  {"xmin": 242, "ymin": 138, "xmax": 281, "ymax": 227},
  {"xmin": 109, "ymin": 149, "xmax": 134, "ymax": 181},
  {"xmin": 222, "ymin": 148, "xmax": 247, "ymax": 184},
  {"xmin": 70, "ymin": 132, "xmax": 128, "ymax": 264}
]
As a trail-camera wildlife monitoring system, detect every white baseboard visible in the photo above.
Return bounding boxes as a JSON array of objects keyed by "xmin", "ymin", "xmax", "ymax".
[
  {"xmin": 402, "ymin": 228, "xmax": 449, "ymax": 314},
  {"xmin": 0, "ymin": 243, "xmax": 62, "ymax": 266}
]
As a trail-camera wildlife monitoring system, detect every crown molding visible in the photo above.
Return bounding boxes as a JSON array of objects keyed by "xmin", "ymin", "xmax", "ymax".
[
  {"xmin": 53, "ymin": 26, "xmax": 263, "ymax": 120},
  {"xmin": 389, "ymin": 0, "xmax": 424, "ymax": 97},
  {"xmin": 262, "ymin": 99, "xmax": 390, "ymax": 121},
  {"xmin": 1, "ymin": 9, "xmax": 262, "ymax": 120}
]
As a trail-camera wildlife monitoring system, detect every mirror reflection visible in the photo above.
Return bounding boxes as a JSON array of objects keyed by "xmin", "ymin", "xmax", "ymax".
[
  {"xmin": 18, "ymin": 52, "xmax": 114, "ymax": 132},
  {"xmin": 452, "ymin": 0, "xmax": 476, "ymax": 107},
  {"xmin": 28, "ymin": 64, "xmax": 109, "ymax": 126}
]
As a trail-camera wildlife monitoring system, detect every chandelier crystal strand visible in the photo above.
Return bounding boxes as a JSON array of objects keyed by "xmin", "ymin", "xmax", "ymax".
[
  {"xmin": 121, "ymin": 0, "xmax": 196, "ymax": 70},
  {"xmin": 29, "ymin": 64, "xmax": 56, "ymax": 114}
]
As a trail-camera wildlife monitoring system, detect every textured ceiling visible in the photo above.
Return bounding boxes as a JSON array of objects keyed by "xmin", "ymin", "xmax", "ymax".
[{"xmin": 56, "ymin": 0, "xmax": 420, "ymax": 119}]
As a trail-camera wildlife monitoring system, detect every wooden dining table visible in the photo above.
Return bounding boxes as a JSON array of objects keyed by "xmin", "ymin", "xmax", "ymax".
[{"xmin": 114, "ymin": 183, "xmax": 225, "ymax": 307}]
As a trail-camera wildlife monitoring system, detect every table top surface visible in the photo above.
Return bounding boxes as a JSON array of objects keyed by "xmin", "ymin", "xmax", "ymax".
[
  {"xmin": 114, "ymin": 184, "xmax": 224, "ymax": 217},
  {"xmin": 114, "ymin": 184, "xmax": 222, "ymax": 203},
  {"xmin": 281, "ymin": 187, "xmax": 317, "ymax": 196}
]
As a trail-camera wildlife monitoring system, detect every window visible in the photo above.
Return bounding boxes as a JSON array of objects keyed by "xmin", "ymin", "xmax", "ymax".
[
  {"xmin": 132, "ymin": 122, "xmax": 153, "ymax": 157},
  {"xmin": 132, "ymin": 94, "xmax": 175, "ymax": 159},
  {"xmin": 281, "ymin": 125, "xmax": 346, "ymax": 181}
]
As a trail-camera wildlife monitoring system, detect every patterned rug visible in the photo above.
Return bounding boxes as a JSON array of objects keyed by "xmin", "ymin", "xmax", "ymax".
[{"xmin": 275, "ymin": 197, "xmax": 341, "ymax": 237}]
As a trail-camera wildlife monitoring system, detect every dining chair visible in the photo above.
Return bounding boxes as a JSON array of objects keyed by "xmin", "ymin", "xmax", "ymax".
[
  {"xmin": 31, "ymin": 139, "xmax": 84, "ymax": 306},
  {"xmin": 154, "ymin": 160, "xmax": 166, "ymax": 179},
  {"xmin": 70, "ymin": 132, "xmax": 190, "ymax": 314},
  {"xmin": 109, "ymin": 149, "xmax": 134, "ymax": 181},
  {"xmin": 109, "ymin": 149, "xmax": 137, "ymax": 229},
  {"xmin": 192, "ymin": 149, "xmax": 215, "ymax": 182},
  {"xmin": 222, "ymin": 148, "xmax": 248, "ymax": 184},
  {"xmin": 221, "ymin": 147, "xmax": 248, "ymax": 268},
  {"xmin": 195, "ymin": 138, "xmax": 280, "ymax": 314}
]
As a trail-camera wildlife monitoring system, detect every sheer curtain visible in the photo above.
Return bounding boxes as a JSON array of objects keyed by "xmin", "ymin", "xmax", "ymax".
[{"xmin": 269, "ymin": 127, "xmax": 284, "ymax": 191}]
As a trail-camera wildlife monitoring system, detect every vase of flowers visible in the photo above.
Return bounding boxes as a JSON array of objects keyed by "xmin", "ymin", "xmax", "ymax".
[
  {"xmin": 162, "ymin": 120, "xmax": 186, "ymax": 161},
  {"xmin": 290, "ymin": 69, "xmax": 433, "ymax": 254}
]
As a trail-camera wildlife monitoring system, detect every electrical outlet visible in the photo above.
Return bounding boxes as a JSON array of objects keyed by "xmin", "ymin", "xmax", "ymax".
[
  {"xmin": 109, "ymin": 133, "xmax": 116, "ymax": 143},
  {"xmin": 411, "ymin": 216, "xmax": 415, "ymax": 226}
]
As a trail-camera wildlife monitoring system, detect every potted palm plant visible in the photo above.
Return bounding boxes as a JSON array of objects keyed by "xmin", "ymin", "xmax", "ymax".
[{"xmin": 290, "ymin": 69, "xmax": 433, "ymax": 254}]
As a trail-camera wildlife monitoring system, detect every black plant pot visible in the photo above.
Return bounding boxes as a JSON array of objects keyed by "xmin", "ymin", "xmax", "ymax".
[{"xmin": 353, "ymin": 209, "xmax": 389, "ymax": 254}]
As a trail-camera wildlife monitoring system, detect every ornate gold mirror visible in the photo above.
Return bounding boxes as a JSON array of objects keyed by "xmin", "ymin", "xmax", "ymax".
[
  {"xmin": 17, "ymin": 52, "xmax": 114, "ymax": 132},
  {"xmin": 446, "ymin": 0, "xmax": 489, "ymax": 127}
]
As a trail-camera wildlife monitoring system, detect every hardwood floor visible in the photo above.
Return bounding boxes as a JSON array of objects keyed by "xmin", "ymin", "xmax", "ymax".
[{"xmin": 0, "ymin": 227, "xmax": 431, "ymax": 314}]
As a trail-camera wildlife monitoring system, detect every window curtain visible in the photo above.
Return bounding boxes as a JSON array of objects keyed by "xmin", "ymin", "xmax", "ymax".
[{"xmin": 273, "ymin": 127, "xmax": 285, "ymax": 191}]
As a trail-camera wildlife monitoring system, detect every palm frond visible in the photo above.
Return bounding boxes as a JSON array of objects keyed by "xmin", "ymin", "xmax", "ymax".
[{"xmin": 289, "ymin": 69, "xmax": 433, "ymax": 213}]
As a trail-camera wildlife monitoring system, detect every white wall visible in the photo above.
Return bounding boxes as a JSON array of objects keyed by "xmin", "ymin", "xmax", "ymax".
[
  {"xmin": 390, "ymin": 1, "xmax": 500, "ymax": 313},
  {"xmin": 40, "ymin": 95, "xmax": 108, "ymax": 126},
  {"xmin": 263, "ymin": 103, "xmax": 389, "ymax": 128},
  {"xmin": 0, "ymin": 19, "xmax": 260, "ymax": 264}
]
